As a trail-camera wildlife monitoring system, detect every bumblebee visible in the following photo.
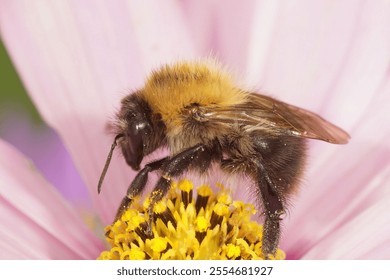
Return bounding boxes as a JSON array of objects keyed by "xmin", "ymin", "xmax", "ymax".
[{"xmin": 98, "ymin": 61, "xmax": 350, "ymax": 257}]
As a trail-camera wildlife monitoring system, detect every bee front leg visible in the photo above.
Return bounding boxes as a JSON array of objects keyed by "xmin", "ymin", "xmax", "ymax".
[
  {"xmin": 114, "ymin": 157, "xmax": 168, "ymax": 221},
  {"xmin": 252, "ymin": 158, "xmax": 285, "ymax": 259}
]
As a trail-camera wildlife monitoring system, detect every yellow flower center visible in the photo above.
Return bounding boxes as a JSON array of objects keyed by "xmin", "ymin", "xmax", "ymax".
[{"xmin": 98, "ymin": 179, "xmax": 285, "ymax": 260}]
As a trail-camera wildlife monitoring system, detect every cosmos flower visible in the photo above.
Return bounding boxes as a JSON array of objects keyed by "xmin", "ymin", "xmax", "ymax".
[
  {"xmin": 98, "ymin": 180, "xmax": 286, "ymax": 260},
  {"xmin": 1, "ymin": 0, "xmax": 389, "ymax": 259}
]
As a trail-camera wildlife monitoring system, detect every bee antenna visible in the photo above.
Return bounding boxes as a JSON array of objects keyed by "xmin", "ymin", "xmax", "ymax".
[{"xmin": 97, "ymin": 133, "xmax": 124, "ymax": 194}]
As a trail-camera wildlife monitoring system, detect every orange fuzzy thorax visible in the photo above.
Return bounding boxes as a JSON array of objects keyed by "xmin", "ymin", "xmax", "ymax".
[{"xmin": 141, "ymin": 61, "xmax": 247, "ymax": 130}]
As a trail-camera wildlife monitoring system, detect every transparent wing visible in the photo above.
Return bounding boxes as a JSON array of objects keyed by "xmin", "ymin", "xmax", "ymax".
[{"xmin": 204, "ymin": 93, "xmax": 350, "ymax": 144}]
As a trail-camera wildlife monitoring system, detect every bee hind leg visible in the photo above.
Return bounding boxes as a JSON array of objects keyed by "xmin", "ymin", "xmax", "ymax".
[
  {"xmin": 252, "ymin": 158, "xmax": 285, "ymax": 259},
  {"xmin": 114, "ymin": 157, "xmax": 168, "ymax": 221}
]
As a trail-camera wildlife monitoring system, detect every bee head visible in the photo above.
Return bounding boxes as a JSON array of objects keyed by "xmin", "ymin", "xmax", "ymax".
[
  {"xmin": 118, "ymin": 93, "xmax": 156, "ymax": 171},
  {"xmin": 98, "ymin": 92, "xmax": 165, "ymax": 194}
]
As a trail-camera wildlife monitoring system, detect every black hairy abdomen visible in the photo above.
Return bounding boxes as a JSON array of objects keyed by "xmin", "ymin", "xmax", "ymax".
[{"xmin": 252, "ymin": 135, "xmax": 306, "ymax": 195}]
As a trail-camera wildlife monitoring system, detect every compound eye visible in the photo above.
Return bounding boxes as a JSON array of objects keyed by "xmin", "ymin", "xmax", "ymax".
[{"xmin": 122, "ymin": 119, "xmax": 150, "ymax": 170}]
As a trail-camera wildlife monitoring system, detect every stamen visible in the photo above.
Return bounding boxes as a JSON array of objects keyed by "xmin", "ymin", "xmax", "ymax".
[
  {"xmin": 195, "ymin": 185, "xmax": 211, "ymax": 213},
  {"xmin": 154, "ymin": 201, "xmax": 177, "ymax": 228},
  {"xmin": 179, "ymin": 179, "xmax": 193, "ymax": 207},
  {"xmin": 98, "ymin": 179, "xmax": 285, "ymax": 260}
]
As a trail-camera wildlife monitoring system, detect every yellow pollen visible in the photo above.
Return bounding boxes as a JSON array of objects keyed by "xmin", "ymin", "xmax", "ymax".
[
  {"xmin": 226, "ymin": 244, "xmax": 241, "ymax": 259},
  {"xmin": 154, "ymin": 201, "xmax": 167, "ymax": 214},
  {"xmin": 178, "ymin": 179, "xmax": 194, "ymax": 192},
  {"xmin": 195, "ymin": 216, "xmax": 209, "ymax": 232},
  {"xmin": 217, "ymin": 193, "xmax": 232, "ymax": 205},
  {"xmin": 150, "ymin": 237, "xmax": 168, "ymax": 253},
  {"xmin": 127, "ymin": 249, "xmax": 146, "ymax": 260},
  {"xmin": 97, "ymin": 179, "xmax": 286, "ymax": 260},
  {"xmin": 213, "ymin": 202, "xmax": 229, "ymax": 216},
  {"xmin": 197, "ymin": 185, "xmax": 212, "ymax": 196}
]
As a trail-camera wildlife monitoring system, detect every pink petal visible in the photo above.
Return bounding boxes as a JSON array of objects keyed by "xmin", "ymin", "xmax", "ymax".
[
  {"xmin": 181, "ymin": 0, "xmax": 258, "ymax": 70},
  {"xmin": 282, "ymin": 84, "xmax": 390, "ymax": 258},
  {"xmin": 301, "ymin": 190, "xmax": 390, "ymax": 259},
  {"xmin": 1, "ymin": 109, "xmax": 90, "ymax": 206},
  {"xmin": 0, "ymin": 1, "xmax": 196, "ymax": 223},
  {"xmin": 0, "ymin": 139, "xmax": 104, "ymax": 259},
  {"xmin": 245, "ymin": 0, "xmax": 390, "ymax": 128}
]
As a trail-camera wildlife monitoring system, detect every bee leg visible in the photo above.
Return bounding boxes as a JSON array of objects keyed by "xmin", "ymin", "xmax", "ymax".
[
  {"xmin": 252, "ymin": 158, "xmax": 285, "ymax": 259},
  {"xmin": 114, "ymin": 157, "xmax": 168, "ymax": 221},
  {"xmin": 146, "ymin": 143, "xmax": 219, "ymax": 233}
]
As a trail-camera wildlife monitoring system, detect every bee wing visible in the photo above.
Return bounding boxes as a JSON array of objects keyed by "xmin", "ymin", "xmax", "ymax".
[{"xmin": 205, "ymin": 93, "xmax": 350, "ymax": 144}]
